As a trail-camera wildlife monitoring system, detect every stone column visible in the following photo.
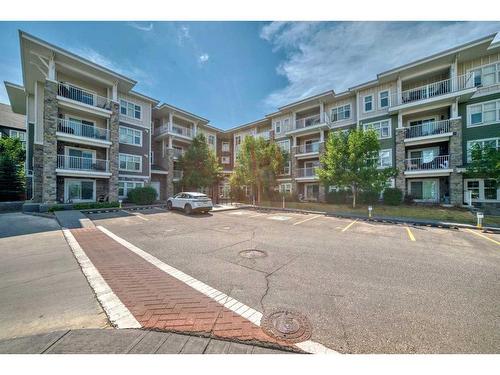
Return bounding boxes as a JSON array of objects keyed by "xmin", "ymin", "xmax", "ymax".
[
  {"xmin": 395, "ymin": 127, "xmax": 406, "ymax": 198},
  {"xmin": 166, "ymin": 148, "xmax": 174, "ymax": 198},
  {"xmin": 318, "ymin": 141, "xmax": 326, "ymax": 202},
  {"xmin": 41, "ymin": 80, "xmax": 58, "ymax": 204},
  {"xmin": 291, "ymin": 141, "xmax": 299, "ymax": 198},
  {"xmin": 108, "ymin": 101, "xmax": 120, "ymax": 202},
  {"xmin": 449, "ymin": 118, "xmax": 463, "ymax": 206},
  {"xmin": 32, "ymin": 144, "xmax": 44, "ymax": 202}
]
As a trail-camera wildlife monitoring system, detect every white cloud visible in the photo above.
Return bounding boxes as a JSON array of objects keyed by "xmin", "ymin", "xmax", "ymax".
[
  {"xmin": 177, "ymin": 25, "xmax": 191, "ymax": 45},
  {"xmin": 199, "ymin": 53, "xmax": 210, "ymax": 63},
  {"xmin": 260, "ymin": 21, "xmax": 500, "ymax": 109},
  {"xmin": 128, "ymin": 22, "xmax": 154, "ymax": 32}
]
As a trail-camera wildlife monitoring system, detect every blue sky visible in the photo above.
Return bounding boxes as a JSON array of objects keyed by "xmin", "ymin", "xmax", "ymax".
[{"xmin": 1, "ymin": 21, "xmax": 500, "ymax": 129}]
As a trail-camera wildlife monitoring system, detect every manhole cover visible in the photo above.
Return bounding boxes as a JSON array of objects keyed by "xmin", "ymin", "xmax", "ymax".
[
  {"xmin": 239, "ymin": 249, "xmax": 267, "ymax": 258},
  {"xmin": 261, "ymin": 309, "xmax": 312, "ymax": 343}
]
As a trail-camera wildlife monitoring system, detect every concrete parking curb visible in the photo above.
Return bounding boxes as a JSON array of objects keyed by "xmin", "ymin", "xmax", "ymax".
[{"xmin": 248, "ymin": 205, "xmax": 500, "ymax": 233}]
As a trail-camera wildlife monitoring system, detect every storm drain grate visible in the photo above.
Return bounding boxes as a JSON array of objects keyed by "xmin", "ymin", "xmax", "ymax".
[
  {"xmin": 261, "ymin": 309, "xmax": 312, "ymax": 343},
  {"xmin": 239, "ymin": 249, "xmax": 267, "ymax": 259}
]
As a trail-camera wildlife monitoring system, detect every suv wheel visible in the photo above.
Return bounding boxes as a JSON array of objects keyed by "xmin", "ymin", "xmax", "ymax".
[
  {"xmin": 166, "ymin": 201, "xmax": 173, "ymax": 210},
  {"xmin": 184, "ymin": 204, "xmax": 192, "ymax": 215}
]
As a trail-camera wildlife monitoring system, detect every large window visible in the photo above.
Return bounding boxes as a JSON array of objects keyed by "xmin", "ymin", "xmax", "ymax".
[
  {"xmin": 379, "ymin": 90, "xmax": 389, "ymax": 108},
  {"xmin": 119, "ymin": 126, "xmax": 142, "ymax": 146},
  {"xmin": 363, "ymin": 95, "xmax": 373, "ymax": 112},
  {"xmin": 378, "ymin": 149, "xmax": 393, "ymax": 168},
  {"xmin": 465, "ymin": 179, "xmax": 499, "ymax": 202},
  {"xmin": 409, "ymin": 180, "xmax": 438, "ymax": 201},
  {"xmin": 119, "ymin": 99, "xmax": 141, "ymax": 120},
  {"xmin": 9, "ymin": 130, "xmax": 26, "ymax": 149},
  {"xmin": 363, "ymin": 119, "xmax": 391, "ymax": 139},
  {"xmin": 471, "ymin": 63, "xmax": 500, "ymax": 87},
  {"xmin": 222, "ymin": 142, "xmax": 230, "ymax": 152},
  {"xmin": 468, "ymin": 99, "xmax": 500, "ymax": 127},
  {"xmin": 279, "ymin": 183, "xmax": 292, "ymax": 194},
  {"xmin": 276, "ymin": 139, "xmax": 290, "ymax": 153},
  {"xmin": 330, "ymin": 104, "xmax": 351, "ymax": 122},
  {"xmin": 119, "ymin": 153, "xmax": 142, "ymax": 172},
  {"xmin": 467, "ymin": 138, "xmax": 500, "ymax": 161},
  {"xmin": 207, "ymin": 134, "xmax": 216, "ymax": 146},
  {"xmin": 64, "ymin": 179, "xmax": 95, "ymax": 203},
  {"xmin": 118, "ymin": 181, "xmax": 144, "ymax": 198}
]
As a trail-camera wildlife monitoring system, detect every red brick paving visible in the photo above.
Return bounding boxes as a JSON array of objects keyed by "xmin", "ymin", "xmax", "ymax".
[{"xmin": 71, "ymin": 228, "xmax": 293, "ymax": 348}]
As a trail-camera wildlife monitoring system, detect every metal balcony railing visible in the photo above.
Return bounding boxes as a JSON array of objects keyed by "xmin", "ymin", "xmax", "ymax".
[
  {"xmin": 57, "ymin": 118, "xmax": 109, "ymax": 141},
  {"xmin": 57, "ymin": 82, "xmax": 113, "ymax": 110},
  {"xmin": 293, "ymin": 142, "xmax": 322, "ymax": 154},
  {"xmin": 405, "ymin": 155, "xmax": 450, "ymax": 171},
  {"xmin": 404, "ymin": 119, "xmax": 452, "ymax": 139},
  {"xmin": 296, "ymin": 166, "xmax": 319, "ymax": 178},
  {"xmin": 294, "ymin": 114, "xmax": 321, "ymax": 130},
  {"xmin": 57, "ymin": 155, "xmax": 109, "ymax": 172},
  {"xmin": 155, "ymin": 123, "xmax": 193, "ymax": 138},
  {"xmin": 391, "ymin": 73, "xmax": 475, "ymax": 107}
]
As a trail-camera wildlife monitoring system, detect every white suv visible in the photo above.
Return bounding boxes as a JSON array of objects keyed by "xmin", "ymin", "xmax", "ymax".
[{"xmin": 166, "ymin": 192, "xmax": 213, "ymax": 214}]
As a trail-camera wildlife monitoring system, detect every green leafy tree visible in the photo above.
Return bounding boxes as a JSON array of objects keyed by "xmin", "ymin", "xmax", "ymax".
[
  {"xmin": 465, "ymin": 143, "xmax": 500, "ymax": 185},
  {"xmin": 179, "ymin": 133, "xmax": 222, "ymax": 191},
  {"xmin": 318, "ymin": 128, "xmax": 396, "ymax": 208},
  {"xmin": 0, "ymin": 137, "xmax": 25, "ymax": 201},
  {"xmin": 230, "ymin": 135, "xmax": 286, "ymax": 204}
]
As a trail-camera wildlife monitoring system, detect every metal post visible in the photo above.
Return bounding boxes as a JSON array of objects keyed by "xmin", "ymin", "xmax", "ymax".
[
  {"xmin": 368, "ymin": 205, "xmax": 373, "ymax": 218},
  {"xmin": 476, "ymin": 212, "xmax": 484, "ymax": 229},
  {"xmin": 282, "ymin": 195, "xmax": 285, "ymax": 209}
]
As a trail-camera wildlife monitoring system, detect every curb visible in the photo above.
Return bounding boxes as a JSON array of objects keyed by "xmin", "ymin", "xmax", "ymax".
[{"xmin": 249, "ymin": 205, "xmax": 500, "ymax": 233}]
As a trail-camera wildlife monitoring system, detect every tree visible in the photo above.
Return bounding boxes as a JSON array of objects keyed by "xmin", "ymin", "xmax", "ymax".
[
  {"xmin": 178, "ymin": 133, "xmax": 222, "ymax": 191},
  {"xmin": 0, "ymin": 137, "xmax": 25, "ymax": 201},
  {"xmin": 317, "ymin": 128, "xmax": 396, "ymax": 208},
  {"xmin": 465, "ymin": 143, "xmax": 500, "ymax": 185},
  {"xmin": 230, "ymin": 135, "xmax": 286, "ymax": 204}
]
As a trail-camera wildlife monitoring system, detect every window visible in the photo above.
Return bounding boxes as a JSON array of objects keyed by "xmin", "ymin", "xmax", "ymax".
[
  {"xmin": 65, "ymin": 179, "xmax": 95, "ymax": 203},
  {"xmin": 468, "ymin": 99, "xmax": 500, "ymax": 127},
  {"xmin": 207, "ymin": 134, "xmax": 215, "ymax": 145},
  {"xmin": 9, "ymin": 130, "xmax": 26, "ymax": 149},
  {"xmin": 235, "ymin": 136, "xmax": 241, "ymax": 145},
  {"xmin": 276, "ymin": 139, "xmax": 290, "ymax": 153},
  {"xmin": 330, "ymin": 104, "xmax": 351, "ymax": 122},
  {"xmin": 119, "ymin": 154, "xmax": 142, "ymax": 172},
  {"xmin": 465, "ymin": 179, "xmax": 499, "ymax": 202},
  {"xmin": 119, "ymin": 99, "xmax": 141, "ymax": 120},
  {"xmin": 283, "ymin": 118, "xmax": 289, "ymax": 132},
  {"xmin": 379, "ymin": 91, "xmax": 389, "ymax": 108},
  {"xmin": 221, "ymin": 156, "xmax": 230, "ymax": 164},
  {"xmin": 118, "ymin": 181, "xmax": 144, "ymax": 198},
  {"xmin": 467, "ymin": 138, "xmax": 500, "ymax": 161},
  {"xmin": 363, "ymin": 95, "xmax": 373, "ymax": 112},
  {"xmin": 222, "ymin": 142, "xmax": 230, "ymax": 152},
  {"xmin": 119, "ymin": 126, "xmax": 142, "ymax": 146},
  {"xmin": 484, "ymin": 180, "xmax": 497, "ymax": 200},
  {"xmin": 279, "ymin": 183, "xmax": 292, "ymax": 194},
  {"xmin": 275, "ymin": 120, "xmax": 281, "ymax": 134},
  {"xmin": 363, "ymin": 119, "xmax": 391, "ymax": 139},
  {"xmin": 378, "ymin": 149, "xmax": 393, "ymax": 168},
  {"xmin": 471, "ymin": 63, "xmax": 500, "ymax": 87},
  {"xmin": 409, "ymin": 180, "xmax": 438, "ymax": 201}
]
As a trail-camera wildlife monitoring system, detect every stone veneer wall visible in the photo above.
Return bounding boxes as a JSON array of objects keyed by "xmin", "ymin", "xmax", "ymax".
[
  {"xmin": 395, "ymin": 128, "xmax": 406, "ymax": 198},
  {"xmin": 108, "ymin": 101, "xmax": 120, "ymax": 202},
  {"xmin": 318, "ymin": 142, "xmax": 326, "ymax": 202},
  {"xmin": 41, "ymin": 80, "xmax": 58, "ymax": 203},
  {"xmin": 32, "ymin": 144, "xmax": 44, "ymax": 202},
  {"xmin": 290, "ymin": 143, "xmax": 299, "ymax": 196},
  {"xmin": 449, "ymin": 118, "xmax": 463, "ymax": 206},
  {"xmin": 166, "ymin": 148, "xmax": 174, "ymax": 198}
]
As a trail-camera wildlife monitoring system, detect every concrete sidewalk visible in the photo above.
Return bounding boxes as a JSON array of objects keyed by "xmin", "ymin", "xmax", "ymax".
[
  {"xmin": 54, "ymin": 210, "xmax": 94, "ymax": 229},
  {"xmin": 0, "ymin": 329, "xmax": 292, "ymax": 354}
]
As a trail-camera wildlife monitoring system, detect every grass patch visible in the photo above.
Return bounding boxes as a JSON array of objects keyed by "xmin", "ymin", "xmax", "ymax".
[{"xmin": 259, "ymin": 201, "xmax": 500, "ymax": 227}]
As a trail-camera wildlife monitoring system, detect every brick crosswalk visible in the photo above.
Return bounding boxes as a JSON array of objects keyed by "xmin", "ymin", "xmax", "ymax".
[{"xmin": 70, "ymin": 228, "xmax": 293, "ymax": 349}]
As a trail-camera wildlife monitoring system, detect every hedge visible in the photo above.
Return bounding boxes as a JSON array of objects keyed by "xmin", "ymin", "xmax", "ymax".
[
  {"xmin": 383, "ymin": 188, "xmax": 403, "ymax": 205},
  {"xmin": 48, "ymin": 201, "xmax": 120, "ymax": 212},
  {"xmin": 127, "ymin": 186, "xmax": 157, "ymax": 205}
]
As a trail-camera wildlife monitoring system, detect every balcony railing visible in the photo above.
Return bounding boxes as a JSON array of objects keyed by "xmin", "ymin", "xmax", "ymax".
[
  {"xmin": 57, "ymin": 82, "xmax": 113, "ymax": 111},
  {"xmin": 296, "ymin": 166, "xmax": 319, "ymax": 178},
  {"xmin": 254, "ymin": 130, "xmax": 270, "ymax": 140},
  {"xmin": 404, "ymin": 119, "xmax": 452, "ymax": 139},
  {"xmin": 57, "ymin": 118, "xmax": 109, "ymax": 141},
  {"xmin": 294, "ymin": 114, "xmax": 322, "ymax": 130},
  {"xmin": 155, "ymin": 123, "xmax": 193, "ymax": 138},
  {"xmin": 391, "ymin": 73, "xmax": 475, "ymax": 107},
  {"xmin": 405, "ymin": 155, "xmax": 450, "ymax": 171},
  {"xmin": 57, "ymin": 155, "xmax": 109, "ymax": 172},
  {"xmin": 293, "ymin": 142, "xmax": 323, "ymax": 155},
  {"xmin": 173, "ymin": 170, "xmax": 183, "ymax": 179}
]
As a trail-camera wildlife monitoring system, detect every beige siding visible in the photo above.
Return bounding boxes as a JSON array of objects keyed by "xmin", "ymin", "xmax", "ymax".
[
  {"xmin": 357, "ymin": 81, "xmax": 397, "ymax": 121},
  {"xmin": 325, "ymin": 97, "xmax": 356, "ymax": 128},
  {"xmin": 118, "ymin": 93, "xmax": 152, "ymax": 130},
  {"xmin": 458, "ymin": 52, "xmax": 500, "ymax": 75}
]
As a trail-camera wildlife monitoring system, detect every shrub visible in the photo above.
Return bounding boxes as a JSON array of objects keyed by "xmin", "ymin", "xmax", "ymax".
[
  {"xmin": 403, "ymin": 194, "xmax": 416, "ymax": 204},
  {"xmin": 127, "ymin": 186, "xmax": 157, "ymax": 205},
  {"xmin": 359, "ymin": 190, "xmax": 380, "ymax": 204},
  {"xmin": 383, "ymin": 188, "xmax": 403, "ymax": 205},
  {"xmin": 326, "ymin": 190, "xmax": 349, "ymax": 204}
]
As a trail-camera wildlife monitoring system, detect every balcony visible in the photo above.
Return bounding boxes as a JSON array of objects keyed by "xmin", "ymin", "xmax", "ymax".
[
  {"xmin": 404, "ymin": 119, "xmax": 453, "ymax": 145},
  {"xmin": 57, "ymin": 82, "xmax": 113, "ymax": 116},
  {"xmin": 172, "ymin": 148, "xmax": 185, "ymax": 159},
  {"xmin": 172, "ymin": 170, "xmax": 183, "ymax": 180},
  {"xmin": 254, "ymin": 130, "xmax": 270, "ymax": 140},
  {"xmin": 56, "ymin": 155, "xmax": 110, "ymax": 177},
  {"xmin": 296, "ymin": 166, "xmax": 319, "ymax": 180},
  {"xmin": 390, "ymin": 73, "xmax": 476, "ymax": 111},
  {"xmin": 155, "ymin": 123, "xmax": 193, "ymax": 140},
  {"xmin": 293, "ymin": 142, "xmax": 323, "ymax": 156},
  {"xmin": 56, "ymin": 118, "xmax": 110, "ymax": 146},
  {"xmin": 404, "ymin": 155, "xmax": 452, "ymax": 176},
  {"xmin": 294, "ymin": 114, "xmax": 322, "ymax": 130}
]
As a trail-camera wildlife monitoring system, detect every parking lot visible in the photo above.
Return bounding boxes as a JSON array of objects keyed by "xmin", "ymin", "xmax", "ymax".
[{"xmin": 85, "ymin": 207, "xmax": 500, "ymax": 353}]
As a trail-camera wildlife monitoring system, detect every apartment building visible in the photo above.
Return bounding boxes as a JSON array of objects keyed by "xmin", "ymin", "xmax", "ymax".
[
  {"xmin": 5, "ymin": 30, "xmax": 500, "ymax": 209},
  {"xmin": 0, "ymin": 103, "xmax": 26, "ymax": 143}
]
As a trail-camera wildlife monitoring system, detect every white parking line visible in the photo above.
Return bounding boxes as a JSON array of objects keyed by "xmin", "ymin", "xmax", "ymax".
[
  {"xmin": 268, "ymin": 215, "xmax": 292, "ymax": 221},
  {"xmin": 96, "ymin": 225, "xmax": 338, "ymax": 354},
  {"xmin": 292, "ymin": 214, "xmax": 322, "ymax": 226}
]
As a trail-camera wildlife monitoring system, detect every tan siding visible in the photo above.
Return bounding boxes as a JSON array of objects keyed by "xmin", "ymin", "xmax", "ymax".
[{"xmin": 357, "ymin": 81, "xmax": 397, "ymax": 121}]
